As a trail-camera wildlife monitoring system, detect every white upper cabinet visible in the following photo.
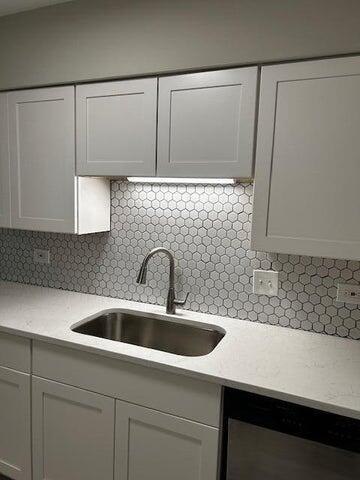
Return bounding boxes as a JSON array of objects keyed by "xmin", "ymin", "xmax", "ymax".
[
  {"xmin": 76, "ymin": 78, "xmax": 157, "ymax": 176},
  {"xmin": 0, "ymin": 94, "xmax": 11, "ymax": 228},
  {"xmin": 252, "ymin": 56, "xmax": 360, "ymax": 260},
  {"xmin": 157, "ymin": 67, "xmax": 258, "ymax": 178},
  {"xmin": 7, "ymin": 86, "xmax": 110, "ymax": 234},
  {"xmin": 8, "ymin": 87, "xmax": 75, "ymax": 232}
]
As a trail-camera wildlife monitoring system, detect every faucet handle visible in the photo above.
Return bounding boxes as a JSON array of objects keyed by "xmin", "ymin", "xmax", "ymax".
[{"xmin": 174, "ymin": 292, "xmax": 190, "ymax": 308}]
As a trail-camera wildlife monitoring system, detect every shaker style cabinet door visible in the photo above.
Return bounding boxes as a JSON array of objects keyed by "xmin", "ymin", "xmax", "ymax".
[
  {"xmin": 157, "ymin": 67, "xmax": 258, "ymax": 178},
  {"xmin": 0, "ymin": 94, "xmax": 11, "ymax": 228},
  {"xmin": 7, "ymin": 87, "xmax": 77, "ymax": 233},
  {"xmin": 0, "ymin": 366, "xmax": 31, "ymax": 480},
  {"xmin": 115, "ymin": 400, "xmax": 219, "ymax": 480},
  {"xmin": 32, "ymin": 377, "xmax": 115, "ymax": 480},
  {"xmin": 251, "ymin": 56, "xmax": 360, "ymax": 260},
  {"xmin": 76, "ymin": 78, "xmax": 157, "ymax": 176}
]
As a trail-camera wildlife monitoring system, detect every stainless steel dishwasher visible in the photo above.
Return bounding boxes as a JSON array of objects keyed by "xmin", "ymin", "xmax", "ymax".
[{"xmin": 221, "ymin": 388, "xmax": 360, "ymax": 479}]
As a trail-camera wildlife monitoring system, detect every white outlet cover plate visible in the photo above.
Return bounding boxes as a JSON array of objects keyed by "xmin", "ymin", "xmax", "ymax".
[
  {"xmin": 253, "ymin": 270, "xmax": 279, "ymax": 296},
  {"xmin": 34, "ymin": 249, "xmax": 50, "ymax": 264},
  {"xmin": 336, "ymin": 283, "xmax": 360, "ymax": 305}
]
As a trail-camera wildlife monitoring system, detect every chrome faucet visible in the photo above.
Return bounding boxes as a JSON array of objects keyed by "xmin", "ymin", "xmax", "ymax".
[{"xmin": 136, "ymin": 247, "xmax": 189, "ymax": 314}]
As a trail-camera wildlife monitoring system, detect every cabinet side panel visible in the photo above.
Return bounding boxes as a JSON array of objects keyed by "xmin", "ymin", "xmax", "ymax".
[{"xmin": 77, "ymin": 177, "xmax": 110, "ymax": 234}]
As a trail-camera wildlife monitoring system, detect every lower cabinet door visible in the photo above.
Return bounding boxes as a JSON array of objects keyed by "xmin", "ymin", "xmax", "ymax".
[
  {"xmin": 32, "ymin": 377, "xmax": 115, "ymax": 480},
  {"xmin": 0, "ymin": 366, "xmax": 31, "ymax": 480},
  {"xmin": 115, "ymin": 399, "xmax": 219, "ymax": 480}
]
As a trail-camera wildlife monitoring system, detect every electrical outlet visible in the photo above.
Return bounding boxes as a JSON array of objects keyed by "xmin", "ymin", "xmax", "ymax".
[
  {"xmin": 34, "ymin": 249, "xmax": 50, "ymax": 265},
  {"xmin": 336, "ymin": 283, "xmax": 360, "ymax": 305},
  {"xmin": 253, "ymin": 270, "xmax": 279, "ymax": 296}
]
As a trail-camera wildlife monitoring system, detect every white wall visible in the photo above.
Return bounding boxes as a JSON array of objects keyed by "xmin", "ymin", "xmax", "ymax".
[{"xmin": 0, "ymin": 0, "xmax": 360, "ymax": 89}]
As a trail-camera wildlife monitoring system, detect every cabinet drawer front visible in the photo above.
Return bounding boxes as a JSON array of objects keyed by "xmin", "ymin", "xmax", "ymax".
[
  {"xmin": 32, "ymin": 376, "xmax": 115, "ymax": 480},
  {"xmin": 157, "ymin": 67, "xmax": 258, "ymax": 178},
  {"xmin": 115, "ymin": 399, "xmax": 219, "ymax": 480},
  {"xmin": 0, "ymin": 366, "xmax": 31, "ymax": 480},
  {"xmin": 33, "ymin": 341, "xmax": 221, "ymax": 427},
  {"xmin": 0, "ymin": 332, "xmax": 31, "ymax": 373},
  {"xmin": 76, "ymin": 78, "xmax": 157, "ymax": 176}
]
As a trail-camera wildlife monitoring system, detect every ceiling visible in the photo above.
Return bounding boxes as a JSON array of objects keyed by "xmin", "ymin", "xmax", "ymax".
[{"xmin": 0, "ymin": 0, "xmax": 73, "ymax": 17}]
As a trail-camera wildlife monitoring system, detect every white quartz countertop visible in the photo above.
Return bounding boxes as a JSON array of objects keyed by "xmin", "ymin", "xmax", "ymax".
[{"xmin": 0, "ymin": 281, "xmax": 359, "ymax": 419}]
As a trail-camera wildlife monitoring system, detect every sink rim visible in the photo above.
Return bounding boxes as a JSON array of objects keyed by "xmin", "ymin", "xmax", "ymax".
[
  {"xmin": 71, "ymin": 307, "xmax": 226, "ymax": 335},
  {"xmin": 70, "ymin": 307, "xmax": 226, "ymax": 357}
]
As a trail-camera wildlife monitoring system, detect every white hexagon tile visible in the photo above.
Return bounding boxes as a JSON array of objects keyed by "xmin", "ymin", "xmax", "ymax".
[{"xmin": 0, "ymin": 181, "xmax": 359, "ymax": 340}]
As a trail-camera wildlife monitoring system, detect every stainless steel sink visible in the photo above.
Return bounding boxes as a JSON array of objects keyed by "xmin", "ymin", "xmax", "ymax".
[{"xmin": 72, "ymin": 310, "xmax": 225, "ymax": 357}]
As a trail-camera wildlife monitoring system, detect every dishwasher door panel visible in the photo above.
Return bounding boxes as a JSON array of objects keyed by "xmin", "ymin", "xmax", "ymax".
[{"xmin": 227, "ymin": 419, "xmax": 360, "ymax": 480}]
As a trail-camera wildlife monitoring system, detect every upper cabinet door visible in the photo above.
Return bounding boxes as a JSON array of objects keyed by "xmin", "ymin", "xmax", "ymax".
[
  {"xmin": 8, "ymin": 86, "xmax": 77, "ymax": 233},
  {"xmin": 0, "ymin": 94, "xmax": 11, "ymax": 228},
  {"xmin": 157, "ymin": 67, "xmax": 258, "ymax": 178},
  {"xmin": 252, "ymin": 56, "xmax": 360, "ymax": 261},
  {"xmin": 76, "ymin": 78, "xmax": 157, "ymax": 176}
]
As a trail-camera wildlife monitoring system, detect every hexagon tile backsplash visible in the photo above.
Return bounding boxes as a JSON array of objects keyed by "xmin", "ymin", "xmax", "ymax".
[{"xmin": 0, "ymin": 181, "xmax": 359, "ymax": 340}]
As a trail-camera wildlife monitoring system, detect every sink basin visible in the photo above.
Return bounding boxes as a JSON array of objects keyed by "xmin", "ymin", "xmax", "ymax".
[{"xmin": 72, "ymin": 310, "xmax": 225, "ymax": 357}]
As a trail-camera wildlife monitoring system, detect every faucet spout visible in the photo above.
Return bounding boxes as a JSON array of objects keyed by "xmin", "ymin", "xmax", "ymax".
[{"xmin": 136, "ymin": 247, "xmax": 188, "ymax": 314}]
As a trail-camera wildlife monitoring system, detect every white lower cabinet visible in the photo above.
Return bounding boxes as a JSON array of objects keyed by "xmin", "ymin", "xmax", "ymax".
[
  {"xmin": 115, "ymin": 399, "xmax": 219, "ymax": 480},
  {"xmin": 31, "ymin": 343, "xmax": 221, "ymax": 480},
  {"xmin": 0, "ymin": 366, "xmax": 31, "ymax": 480},
  {"xmin": 32, "ymin": 377, "xmax": 115, "ymax": 480},
  {"xmin": 31, "ymin": 377, "xmax": 220, "ymax": 480}
]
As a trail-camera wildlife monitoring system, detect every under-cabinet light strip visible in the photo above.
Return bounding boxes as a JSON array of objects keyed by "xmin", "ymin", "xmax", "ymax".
[{"xmin": 126, "ymin": 177, "xmax": 236, "ymax": 185}]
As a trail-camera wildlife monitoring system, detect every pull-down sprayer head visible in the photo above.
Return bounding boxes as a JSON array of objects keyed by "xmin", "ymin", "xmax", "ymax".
[{"xmin": 136, "ymin": 263, "xmax": 147, "ymax": 284}]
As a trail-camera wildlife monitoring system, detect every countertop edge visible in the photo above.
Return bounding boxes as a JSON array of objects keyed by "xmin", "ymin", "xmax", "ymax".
[{"xmin": 0, "ymin": 322, "xmax": 359, "ymax": 421}]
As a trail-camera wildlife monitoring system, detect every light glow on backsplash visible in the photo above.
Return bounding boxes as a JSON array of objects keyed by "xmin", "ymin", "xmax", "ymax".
[{"xmin": 0, "ymin": 181, "xmax": 359, "ymax": 340}]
